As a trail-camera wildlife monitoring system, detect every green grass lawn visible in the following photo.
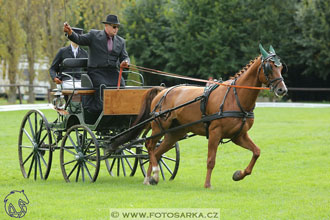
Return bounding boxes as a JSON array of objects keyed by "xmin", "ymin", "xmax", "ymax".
[{"xmin": 0, "ymin": 108, "xmax": 330, "ymax": 219}]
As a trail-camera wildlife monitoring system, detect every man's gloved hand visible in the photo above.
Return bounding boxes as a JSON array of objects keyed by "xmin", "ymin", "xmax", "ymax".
[
  {"xmin": 63, "ymin": 22, "xmax": 73, "ymax": 36},
  {"xmin": 54, "ymin": 77, "xmax": 62, "ymax": 84},
  {"xmin": 120, "ymin": 60, "xmax": 129, "ymax": 69}
]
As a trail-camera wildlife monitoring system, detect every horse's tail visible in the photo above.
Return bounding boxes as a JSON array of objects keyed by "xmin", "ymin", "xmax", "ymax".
[{"xmin": 109, "ymin": 86, "xmax": 165, "ymax": 149}]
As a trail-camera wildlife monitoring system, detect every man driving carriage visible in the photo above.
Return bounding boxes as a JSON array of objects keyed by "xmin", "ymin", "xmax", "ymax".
[
  {"xmin": 49, "ymin": 27, "xmax": 88, "ymax": 87},
  {"xmin": 63, "ymin": 14, "xmax": 130, "ymax": 113}
]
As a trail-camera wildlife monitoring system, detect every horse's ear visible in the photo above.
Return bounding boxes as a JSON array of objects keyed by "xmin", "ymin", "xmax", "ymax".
[
  {"xmin": 269, "ymin": 45, "xmax": 276, "ymax": 54},
  {"xmin": 259, "ymin": 43, "xmax": 269, "ymax": 59}
]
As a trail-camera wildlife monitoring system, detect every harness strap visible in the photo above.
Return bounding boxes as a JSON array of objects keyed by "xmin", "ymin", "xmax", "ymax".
[
  {"xmin": 200, "ymin": 83, "xmax": 219, "ymax": 138},
  {"xmin": 151, "ymin": 84, "xmax": 183, "ymax": 115}
]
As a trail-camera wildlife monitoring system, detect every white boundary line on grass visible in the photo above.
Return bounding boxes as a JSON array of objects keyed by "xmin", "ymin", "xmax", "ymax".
[
  {"xmin": 0, "ymin": 102, "xmax": 329, "ymax": 112},
  {"xmin": 256, "ymin": 102, "xmax": 330, "ymax": 108},
  {"xmin": 0, "ymin": 104, "xmax": 54, "ymax": 112}
]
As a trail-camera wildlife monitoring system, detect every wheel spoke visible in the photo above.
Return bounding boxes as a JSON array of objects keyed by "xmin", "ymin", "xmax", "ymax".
[
  {"xmin": 82, "ymin": 130, "xmax": 87, "ymax": 149},
  {"xmin": 141, "ymin": 159, "xmax": 149, "ymax": 166},
  {"xmin": 23, "ymin": 128, "xmax": 34, "ymax": 144},
  {"xmin": 84, "ymin": 150, "xmax": 97, "ymax": 158},
  {"xmin": 37, "ymin": 154, "xmax": 44, "ymax": 179},
  {"xmin": 63, "ymin": 159, "xmax": 77, "ymax": 166},
  {"xmin": 68, "ymin": 135, "xmax": 78, "ymax": 152},
  {"xmin": 67, "ymin": 162, "xmax": 79, "ymax": 178},
  {"xmin": 36, "ymin": 120, "xmax": 43, "ymax": 142},
  {"xmin": 27, "ymin": 117, "xmax": 35, "ymax": 139},
  {"xmin": 75, "ymin": 129, "xmax": 81, "ymax": 147},
  {"xmin": 63, "ymin": 147, "xmax": 77, "ymax": 155},
  {"xmin": 34, "ymin": 113, "xmax": 38, "ymax": 142},
  {"xmin": 83, "ymin": 139, "xmax": 93, "ymax": 154},
  {"xmin": 38, "ymin": 147, "xmax": 50, "ymax": 151},
  {"xmin": 160, "ymin": 155, "xmax": 176, "ymax": 162},
  {"xmin": 37, "ymin": 151, "xmax": 48, "ymax": 167},
  {"xmin": 124, "ymin": 156, "xmax": 133, "ymax": 171},
  {"xmin": 160, "ymin": 158, "xmax": 173, "ymax": 175},
  {"xmin": 121, "ymin": 158, "xmax": 126, "ymax": 176},
  {"xmin": 83, "ymin": 163, "xmax": 93, "ymax": 180},
  {"xmin": 159, "ymin": 161, "xmax": 165, "ymax": 180},
  {"xmin": 117, "ymin": 158, "xmax": 120, "ymax": 176},
  {"xmin": 37, "ymin": 132, "xmax": 48, "ymax": 148},
  {"xmin": 34, "ymin": 154, "xmax": 38, "ymax": 180},
  {"xmin": 20, "ymin": 145, "xmax": 33, "ymax": 149},
  {"xmin": 85, "ymin": 160, "xmax": 97, "ymax": 168},
  {"xmin": 22, "ymin": 152, "xmax": 34, "ymax": 166},
  {"xmin": 81, "ymin": 164, "xmax": 85, "ymax": 182},
  {"xmin": 109, "ymin": 158, "xmax": 116, "ymax": 174},
  {"xmin": 75, "ymin": 164, "xmax": 81, "ymax": 182},
  {"xmin": 27, "ymin": 155, "xmax": 35, "ymax": 178}
]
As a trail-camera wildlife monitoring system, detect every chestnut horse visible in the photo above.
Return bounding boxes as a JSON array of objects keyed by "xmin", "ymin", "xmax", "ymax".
[{"xmin": 118, "ymin": 44, "xmax": 287, "ymax": 188}]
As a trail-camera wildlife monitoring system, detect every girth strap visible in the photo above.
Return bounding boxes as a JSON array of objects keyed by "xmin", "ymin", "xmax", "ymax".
[{"xmin": 200, "ymin": 83, "xmax": 219, "ymax": 138}]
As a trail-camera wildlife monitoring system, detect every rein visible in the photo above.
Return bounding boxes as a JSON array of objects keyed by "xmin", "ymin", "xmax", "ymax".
[{"xmin": 126, "ymin": 64, "xmax": 270, "ymax": 91}]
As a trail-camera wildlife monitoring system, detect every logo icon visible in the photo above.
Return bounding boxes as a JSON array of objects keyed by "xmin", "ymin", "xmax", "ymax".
[{"xmin": 4, "ymin": 190, "xmax": 29, "ymax": 218}]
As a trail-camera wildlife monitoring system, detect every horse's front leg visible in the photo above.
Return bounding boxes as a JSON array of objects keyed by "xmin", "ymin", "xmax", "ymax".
[
  {"xmin": 232, "ymin": 133, "xmax": 260, "ymax": 181},
  {"xmin": 204, "ymin": 129, "xmax": 222, "ymax": 188}
]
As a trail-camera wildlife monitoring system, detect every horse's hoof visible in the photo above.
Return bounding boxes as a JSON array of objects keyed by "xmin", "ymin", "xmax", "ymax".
[
  {"xmin": 149, "ymin": 177, "xmax": 158, "ymax": 185},
  {"xmin": 143, "ymin": 177, "xmax": 150, "ymax": 185},
  {"xmin": 232, "ymin": 170, "xmax": 243, "ymax": 181}
]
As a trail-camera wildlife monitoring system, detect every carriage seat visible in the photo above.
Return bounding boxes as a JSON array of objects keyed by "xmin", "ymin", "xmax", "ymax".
[{"xmin": 59, "ymin": 58, "xmax": 94, "ymax": 90}]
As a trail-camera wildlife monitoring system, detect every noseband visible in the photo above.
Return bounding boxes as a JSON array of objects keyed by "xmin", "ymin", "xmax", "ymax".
[{"xmin": 258, "ymin": 54, "xmax": 284, "ymax": 91}]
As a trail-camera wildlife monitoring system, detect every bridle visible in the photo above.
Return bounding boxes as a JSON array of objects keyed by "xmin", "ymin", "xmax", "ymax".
[{"xmin": 258, "ymin": 54, "xmax": 285, "ymax": 92}]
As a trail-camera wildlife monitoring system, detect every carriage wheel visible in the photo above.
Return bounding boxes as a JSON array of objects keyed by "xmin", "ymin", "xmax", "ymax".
[
  {"xmin": 104, "ymin": 146, "xmax": 141, "ymax": 177},
  {"xmin": 60, "ymin": 125, "xmax": 100, "ymax": 182},
  {"xmin": 18, "ymin": 110, "xmax": 53, "ymax": 180},
  {"xmin": 139, "ymin": 142, "xmax": 180, "ymax": 180}
]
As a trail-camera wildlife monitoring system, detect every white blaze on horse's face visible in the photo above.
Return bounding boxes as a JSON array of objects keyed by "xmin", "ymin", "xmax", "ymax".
[{"xmin": 268, "ymin": 61, "xmax": 288, "ymax": 97}]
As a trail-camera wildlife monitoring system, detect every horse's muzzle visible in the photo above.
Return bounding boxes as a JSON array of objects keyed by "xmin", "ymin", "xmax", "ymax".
[{"xmin": 275, "ymin": 85, "xmax": 288, "ymax": 97}]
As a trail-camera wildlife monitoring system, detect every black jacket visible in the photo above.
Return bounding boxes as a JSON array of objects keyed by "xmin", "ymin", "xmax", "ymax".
[
  {"xmin": 49, "ymin": 45, "xmax": 88, "ymax": 80},
  {"xmin": 68, "ymin": 30, "xmax": 130, "ymax": 68}
]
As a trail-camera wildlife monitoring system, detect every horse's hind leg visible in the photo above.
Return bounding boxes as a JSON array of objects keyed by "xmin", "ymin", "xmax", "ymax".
[
  {"xmin": 144, "ymin": 135, "xmax": 162, "ymax": 185},
  {"xmin": 232, "ymin": 133, "xmax": 260, "ymax": 181}
]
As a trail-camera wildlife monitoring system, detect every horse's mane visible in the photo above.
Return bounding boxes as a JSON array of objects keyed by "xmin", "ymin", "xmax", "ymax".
[{"xmin": 230, "ymin": 56, "xmax": 259, "ymax": 80}]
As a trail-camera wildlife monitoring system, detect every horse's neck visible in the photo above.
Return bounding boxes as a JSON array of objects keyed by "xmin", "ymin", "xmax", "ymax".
[{"xmin": 235, "ymin": 57, "xmax": 262, "ymax": 111}]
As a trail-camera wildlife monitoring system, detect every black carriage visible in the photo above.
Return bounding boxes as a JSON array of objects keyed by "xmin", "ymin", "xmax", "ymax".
[{"xmin": 18, "ymin": 58, "xmax": 180, "ymax": 182}]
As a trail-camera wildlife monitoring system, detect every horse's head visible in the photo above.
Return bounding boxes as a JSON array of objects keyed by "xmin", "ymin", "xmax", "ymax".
[{"xmin": 258, "ymin": 44, "xmax": 288, "ymax": 97}]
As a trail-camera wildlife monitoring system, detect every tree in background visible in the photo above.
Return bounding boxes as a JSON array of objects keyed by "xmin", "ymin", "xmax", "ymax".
[
  {"xmin": 23, "ymin": 0, "xmax": 44, "ymax": 103},
  {"xmin": 74, "ymin": 0, "xmax": 124, "ymax": 31},
  {"xmin": 295, "ymin": 0, "xmax": 330, "ymax": 81},
  {"xmin": 0, "ymin": 0, "xmax": 26, "ymax": 103},
  {"xmin": 122, "ymin": 0, "xmax": 172, "ymax": 85},
  {"xmin": 166, "ymin": 0, "xmax": 249, "ymax": 80},
  {"xmin": 40, "ymin": 0, "xmax": 67, "ymax": 89}
]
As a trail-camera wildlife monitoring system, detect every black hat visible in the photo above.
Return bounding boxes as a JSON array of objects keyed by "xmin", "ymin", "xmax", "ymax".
[
  {"xmin": 101, "ymin": 14, "xmax": 120, "ymax": 25},
  {"xmin": 72, "ymin": 27, "xmax": 83, "ymax": 35}
]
